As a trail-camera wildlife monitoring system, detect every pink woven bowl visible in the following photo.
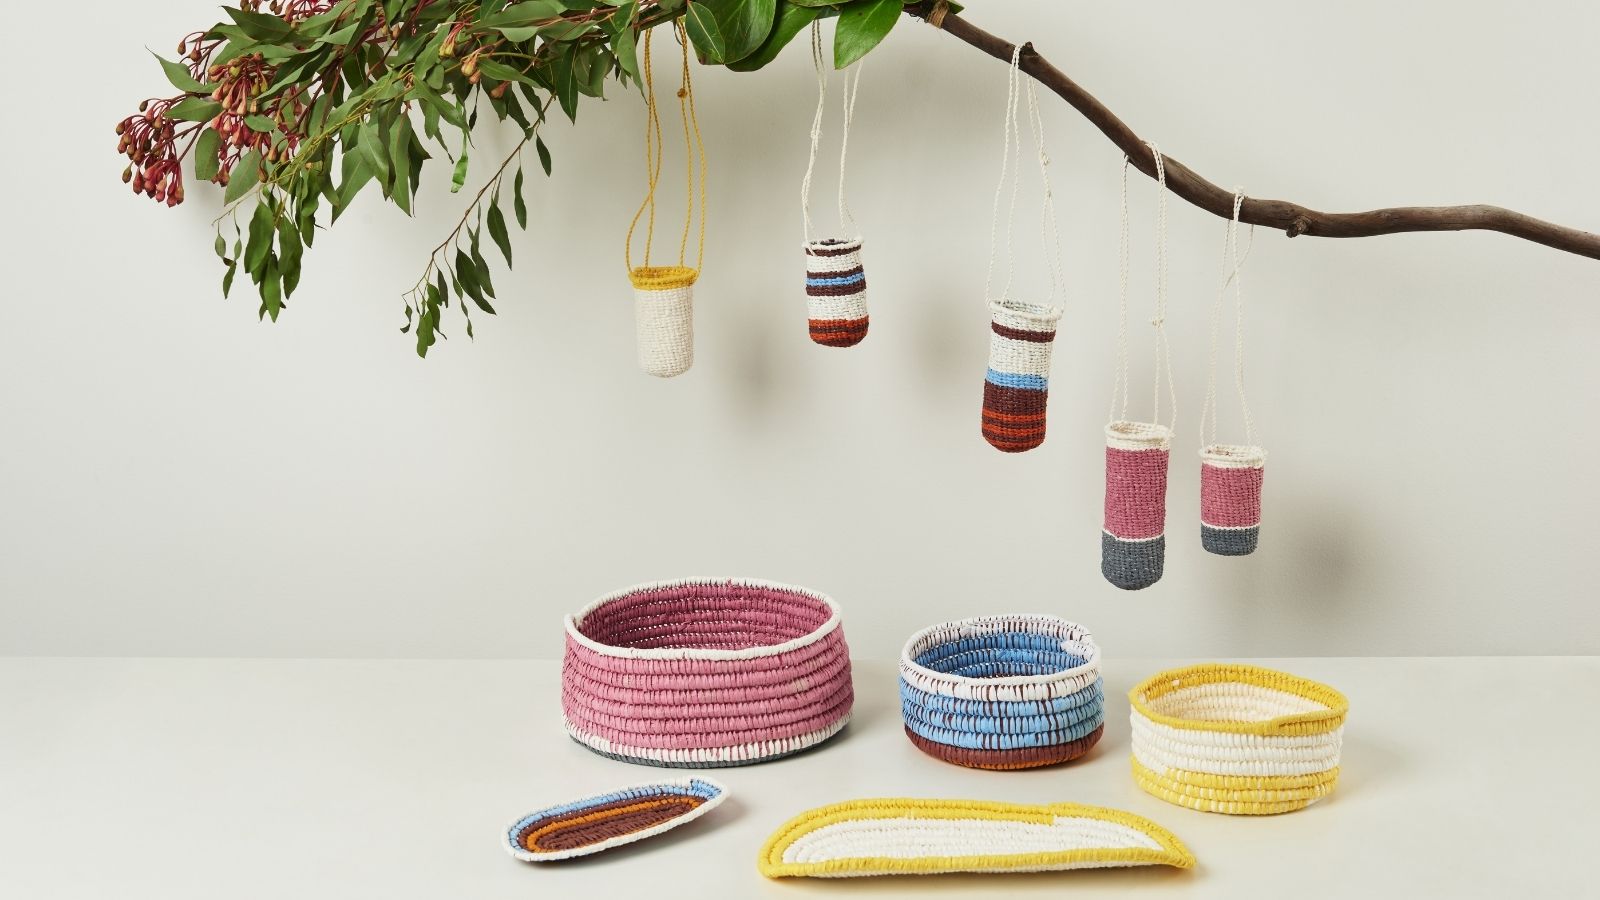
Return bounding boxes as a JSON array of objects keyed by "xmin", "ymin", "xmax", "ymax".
[{"xmin": 561, "ymin": 578, "xmax": 855, "ymax": 768}]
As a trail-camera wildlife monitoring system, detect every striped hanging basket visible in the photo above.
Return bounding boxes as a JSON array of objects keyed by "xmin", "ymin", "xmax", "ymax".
[
  {"xmin": 562, "ymin": 578, "xmax": 854, "ymax": 768},
  {"xmin": 982, "ymin": 300, "xmax": 1062, "ymax": 452},
  {"xmin": 1103, "ymin": 420, "xmax": 1172, "ymax": 590},
  {"xmin": 899, "ymin": 615, "xmax": 1104, "ymax": 770},
  {"xmin": 804, "ymin": 238, "xmax": 868, "ymax": 347},
  {"xmin": 1128, "ymin": 664, "xmax": 1348, "ymax": 815},
  {"xmin": 1200, "ymin": 444, "xmax": 1265, "ymax": 555}
]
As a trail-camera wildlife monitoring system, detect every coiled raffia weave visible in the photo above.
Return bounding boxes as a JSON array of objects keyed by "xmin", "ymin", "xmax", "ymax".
[
  {"xmin": 1128, "ymin": 664, "xmax": 1348, "ymax": 815},
  {"xmin": 804, "ymin": 238, "xmax": 868, "ymax": 347},
  {"xmin": 630, "ymin": 266, "xmax": 696, "ymax": 377},
  {"xmin": 899, "ymin": 615, "xmax": 1103, "ymax": 769},
  {"xmin": 563, "ymin": 578, "xmax": 854, "ymax": 768}
]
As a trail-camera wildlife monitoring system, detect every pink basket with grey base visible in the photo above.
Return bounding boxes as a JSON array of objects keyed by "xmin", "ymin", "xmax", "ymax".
[{"xmin": 562, "ymin": 578, "xmax": 855, "ymax": 768}]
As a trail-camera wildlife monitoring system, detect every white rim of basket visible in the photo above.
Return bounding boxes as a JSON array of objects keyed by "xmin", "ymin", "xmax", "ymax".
[
  {"xmin": 899, "ymin": 614, "xmax": 1100, "ymax": 689},
  {"xmin": 503, "ymin": 776, "xmax": 728, "ymax": 862},
  {"xmin": 565, "ymin": 577, "xmax": 843, "ymax": 661}
]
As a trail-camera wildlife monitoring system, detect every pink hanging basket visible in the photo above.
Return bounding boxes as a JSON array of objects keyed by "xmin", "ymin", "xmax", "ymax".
[
  {"xmin": 1200, "ymin": 444, "xmax": 1265, "ymax": 555},
  {"xmin": 562, "ymin": 578, "xmax": 855, "ymax": 768}
]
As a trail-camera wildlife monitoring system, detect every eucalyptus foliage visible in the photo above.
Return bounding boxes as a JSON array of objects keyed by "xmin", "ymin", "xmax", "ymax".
[{"xmin": 117, "ymin": 0, "xmax": 918, "ymax": 355}]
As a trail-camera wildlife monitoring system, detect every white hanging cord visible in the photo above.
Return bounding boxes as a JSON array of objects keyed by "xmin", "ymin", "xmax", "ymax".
[
  {"xmin": 1201, "ymin": 190, "xmax": 1258, "ymax": 448},
  {"xmin": 799, "ymin": 22, "xmax": 828, "ymax": 243},
  {"xmin": 983, "ymin": 46, "xmax": 1024, "ymax": 301},
  {"xmin": 1023, "ymin": 70, "xmax": 1064, "ymax": 305},
  {"xmin": 1108, "ymin": 155, "xmax": 1131, "ymax": 423},
  {"xmin": 1146, "ymin": 141, "xmax": 1177, "ymax": 431},
  {"xmin": 836, "ymin": 59, "xmax": 862, "ymax": 236}
]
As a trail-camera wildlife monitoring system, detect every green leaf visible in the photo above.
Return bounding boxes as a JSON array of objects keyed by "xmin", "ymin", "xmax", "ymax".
[
  {"xmin": 169, "ymin": 98, "xmax": 222, "ymax": 122},
  {"xmin": 451, "ymin": 134, "xmax": 469, "ymax": 193},
  {"xmin": 333, "ymin": 154, "xmax": 373, "ymax": 219},
  {"xmin": 729, "ymin": 1, "xmax": 822, "ymax": 72},
  {"xmin": 214, "ymin": 232, "xmax": 228, "ymax": 260},
  {"xmin": 243, "ymin": 114, "xmax": 277, "ymax": 132},
  {"xmin": 225, "ymin": 149, "xmax": 262, "ymax": 205},
  {"xmin": 388, "ymin": 116, "xmax": 416, "ymax": 214},
  {"xmin": 553, "ymin": 45, "xmax": 580, "ymax": 121},
  {"xmin": 153, "ymin": 52, "xmax": 208, "ymax": 92},
  {"xmin": 478, "ymin": 59, "xmax": 539, "ymax": 87},
  {"xmin": 691, "ymin": 0, "xmax": 776, "ymax": 64},
  {"xmin": 224, "ymin": 7, "xmax": 295, "ymax": 43},
  {"xmin": 682, "ymin": 2, "xmax": 728, "ymax": 63},
  {"xmin": 535, "ymin": 136, "xmax": 552, "ymax": 176},
  {"xmin": 316, "ymin": 21, "xmax": 363, "ymax": 45},
  {"xmin": 834, "ymin": 0, "xmax": 899, "ymax": 68},
  {"xmin": 480, "ymin": 0, "xmax": 565, "ymax": 29},
  {"xmin": 359, "ymin": 120, "xmax": 391, "ymax": 190},
  {"xmin": 245, "ymin": 202, "xmax": 275, "ymax": 275},
  {"xmin": 260, "ymin": 256, "xmax": 283, "ymax": 321},
  {"xmin": 222, "ymin": 263, "xmax": 237, "ymax": 297},
  {"xmin": 194, "ymin": 129, "xmax": 222, "ymax": 181},
  {"xmin": 513, "ymin": 166, "xmax": 528, "ymax": 228},
  {"xmin": 487, "ymin": 199, "xmax": 513, "ymax": 266},
  {"xmin": 455, "ymin": 248, "xmax": 492, "ymax": 311},
  {"xmin": 610, "ymin": 3, "xmax": 640, "ymax": 82}
]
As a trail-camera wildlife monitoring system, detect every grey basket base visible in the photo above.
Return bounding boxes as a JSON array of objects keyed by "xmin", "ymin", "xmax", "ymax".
[
  {"xmin": 1202, "ymin": 524, "xmax": 1259, "ymax": 556},
  {"xmin": 1102, "ymin": 532, "xmax": 1165, "ymax": 590},
  {"xmin": 571, "ymin": 727, "xmax": 847, "ymax": 769}
]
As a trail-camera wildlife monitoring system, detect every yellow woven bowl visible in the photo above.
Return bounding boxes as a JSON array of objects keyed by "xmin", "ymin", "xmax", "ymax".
[{"xmin": 1128, "ymin": 664, "xmax": 1349, "ymax": 815}]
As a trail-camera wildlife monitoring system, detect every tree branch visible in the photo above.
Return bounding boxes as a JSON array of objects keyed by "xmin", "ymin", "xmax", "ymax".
[{"xmin": 906, "ymin": 3, "xmax": 1600, "ymax": 261}]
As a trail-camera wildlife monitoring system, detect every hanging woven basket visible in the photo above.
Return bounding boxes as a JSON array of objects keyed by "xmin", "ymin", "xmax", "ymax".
[
  {"xmin": 803, "ymin": 237, "xmax": 868, "ymax": 347},
  {"xmin": 899, "ymin": 615, "xmax": 1103, "ymax": 770},
  {"xmin": 1128, "ymin": 664, "xmax": 1348, "ymax": 815},
  {"xmin": 982, "ymin": 300, "xmax": 1062, "ymax": 452},
  {"xmin": 562, "ymin": 578, "xmax": 854, "ymax": 768},
  {"xmin": 1200, "ymin": 444, "xmax": 1265, "ymax": 555},
  {"xmin": 1103, "ymin": 420, "xmax": 1172, "ymax": 590},
  {"xmin": 630, "ymin": 265, "xmax": 697, "ymax": 377}
]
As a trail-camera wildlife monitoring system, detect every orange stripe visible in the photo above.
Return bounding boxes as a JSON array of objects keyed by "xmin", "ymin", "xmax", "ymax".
[
  {"xmin": 982, "ymin": 408, "xmax": 1047, "ymax": 424},
  {"xmin": 983, "ymin": 423, "xmax": 1047, "ymax": 438}
]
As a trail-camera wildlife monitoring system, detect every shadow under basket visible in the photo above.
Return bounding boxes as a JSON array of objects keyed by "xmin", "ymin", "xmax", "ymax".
[
  {"xmin": 1200, "ymin": 444, "xmax": 1265, "ymax": 556},
  {"xmin": 562, "ymin": 578, "xmax": 855, "ymax": 768},
  {"xmin": 899, "ymin": 615, "xmax": 1103, "ymax": 770},
  {"xmin": 804, "ymin": 238, "xmax": 868, "ymax": 347},
  {"xmin": 630, "ymin": 266, "xmax": 697, "ymax": 377}
]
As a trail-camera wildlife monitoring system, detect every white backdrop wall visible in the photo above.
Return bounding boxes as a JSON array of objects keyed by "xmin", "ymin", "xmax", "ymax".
[{"xmin": 3, "ymin": 1, "xmax": 1598, "ymax": 659}]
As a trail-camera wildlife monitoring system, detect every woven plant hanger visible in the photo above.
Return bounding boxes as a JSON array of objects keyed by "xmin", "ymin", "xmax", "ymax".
[
  {"xmin": 1101, "ymin": 145, "xmax": 1176, "ymax": 589},
  {"xmin": 979, "ymin": 46, "xmax": 1066, "ymax": 453},
  {"xmin": 624, "ymin": 21, "xmax": 706, "ymax": 377},
  {"xmin": 1197, "ymin": 191, "xmax": 1267, "ymax": 555},
  {"xmin": 799, "ymin": 22, "xmax": 870, "ymax": 348}
]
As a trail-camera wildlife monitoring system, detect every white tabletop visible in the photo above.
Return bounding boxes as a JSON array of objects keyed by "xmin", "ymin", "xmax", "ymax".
[{"xmin": 2, "ymin": 656, "xmax": 1595, "ymax": 898}]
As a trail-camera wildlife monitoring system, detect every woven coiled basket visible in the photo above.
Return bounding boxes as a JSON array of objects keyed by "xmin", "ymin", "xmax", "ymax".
[
  {"xmin": 563, "ymin": 578, "xmax": 854, "ymax": 768},
  {"xmin": 899, "ymin": 615, "xmax": 1104, "ymax": 769},
  {"xmin": 1128, "ymin": 664, "xmax": 1349, "ymax": 815}
]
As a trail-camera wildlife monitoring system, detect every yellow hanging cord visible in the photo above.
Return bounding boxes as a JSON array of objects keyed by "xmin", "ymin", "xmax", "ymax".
[{"xmin": 625, "ymin": 21, "xmax": 705, "ymax": 278}]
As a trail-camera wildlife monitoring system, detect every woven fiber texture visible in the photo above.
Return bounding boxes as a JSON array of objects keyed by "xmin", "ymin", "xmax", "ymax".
[
  {"xmin": 563, "ymin": 578, "xmax": 854, "ymax": 768},
  {"xmin": 1200, "ymin": 444, "xmax": 1265, "ymax": 556},
  {"xmin": 504, "ymin": 777, "xmax": 727, "ymax": 862},
  {"xmin": 899, "ymin": 615, "xmax": 1103, "ymax": 769},
  {"xmin": 757, "ymin": 798, "xmax": 1195, "ymax": 878},
  {"xmin": 1103, "ymin": 421, "xmax": 1172, "ymax": 590},
  {"xmin": 804, "ymin": 238, "xmax": 868, "ymax": 347},
  {"xmin": 1128, "ymin": 664, "xmax": 1349, "ymax": 815},
  {"xmin": 630, "ymin": 266, "xmax": 696, "ymax": 378},
  {"xmin": 982, "ymin": 300, "xmax": 1063, "ymax": 452}
]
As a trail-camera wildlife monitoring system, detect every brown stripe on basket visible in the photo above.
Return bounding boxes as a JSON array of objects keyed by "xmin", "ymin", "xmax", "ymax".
[
  {"xmin": 904, "ymin": 723, "xmax": 1104, "ymax": 770},
  {"xmin": 804, "ymin": 242, "xmax": 860, "ymax": 258},
  {"xmin": 809, "ymin": 318, "xmax": 869, "ymax": 347},
  {"xmin": 515, "ymin": 796, "xmax": 707, "ymax": 853},
  {"xmin": 992, "ymin": 322, "xmax": 1057, "ymax": 343},
  {"xmin": 983, "ymin": 381, "xmax": 1048, "ymax": 415}
]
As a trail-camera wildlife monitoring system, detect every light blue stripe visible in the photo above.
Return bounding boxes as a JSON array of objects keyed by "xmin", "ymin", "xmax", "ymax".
[
  {"xmin": 985, "ymin": 369, "xmax": 1047, "ymax": 390},
  {"xmin": 806, "ymin": 272, "xmax": 865, "ymax": 287},
  {"xmin": 903, "ymin": 708, "xmax": 1105, "ymax": 750}
]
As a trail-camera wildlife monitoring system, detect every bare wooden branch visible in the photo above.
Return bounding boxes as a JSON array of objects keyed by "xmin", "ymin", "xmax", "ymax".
[{"xmin": 905, "ymin": 3, "xmax": 1600, "ymax": 261}]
